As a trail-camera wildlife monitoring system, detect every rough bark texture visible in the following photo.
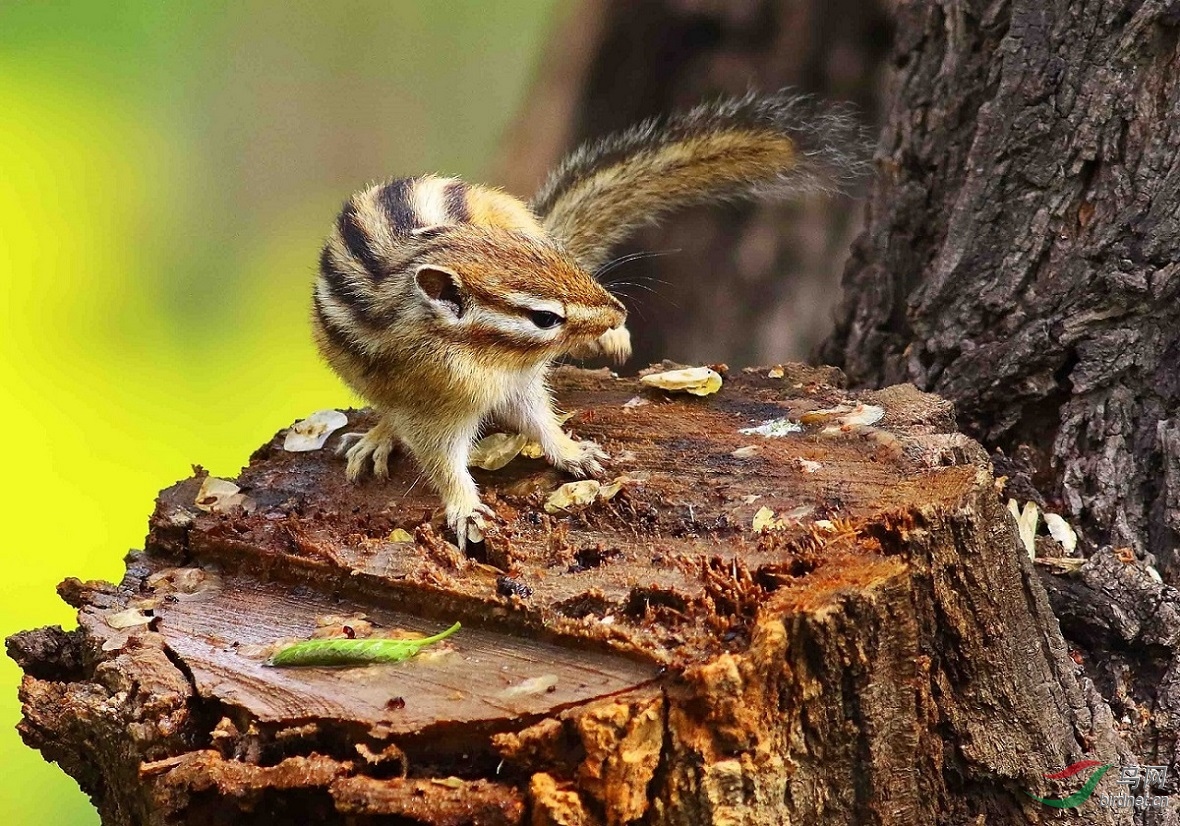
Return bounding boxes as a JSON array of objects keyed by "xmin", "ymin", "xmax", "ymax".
[
  {"xmin": 821, "ymin": 0, "xmax": 1180, "ymax": 576},
  {"xmin": 813, "ymin": 3, "xmax": 1180, "ymax": 811},
  {"xmin": 495, "ymin": 0, "xmax": 889, "ymax": 366},
  {"xmin": 7, "ymin": 367, "xmax": 1133, "ymax": 824}
]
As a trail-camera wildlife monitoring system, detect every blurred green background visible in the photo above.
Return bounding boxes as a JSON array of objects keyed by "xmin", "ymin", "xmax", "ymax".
[{"xmin": 0, "ymin": 2, "xmax": 558, "ymax": 822}]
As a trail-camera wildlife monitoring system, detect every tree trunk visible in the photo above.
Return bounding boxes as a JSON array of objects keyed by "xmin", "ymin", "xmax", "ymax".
[
  {"xmin": 8, "ymin": 367, "xmax": 1130, "ymax": 824},
  {"xmin": 817, "ymin": 0, "xmax": 1180, "ymax": 793},
  {"xmin": 495, "ymin": 0, "xmax": 890, "ymax": 366},
  {"xmin": 821, "ymin": 0, "xmax": 1180, "ymax": 575}
]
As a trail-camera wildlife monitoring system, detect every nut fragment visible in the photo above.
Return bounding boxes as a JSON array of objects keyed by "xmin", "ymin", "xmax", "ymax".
[
  {"xmin": 388, "ymin": 528, "xmax": 414, "ymax": 543},
  {"xmin": 545, "ymin": 480, "xmax": 602, "ymax": 514},
  {"xmin": 469, "ymin": 433, "xmax": 529, "ymax": 470},
  {"xmin": 639, "ymin": 366, "xmax": 723, "ymax": 396},
  {"xmin": 283, "ymin": 410, "xmax": 349, "ymax": 452},
  {"xmin": 801, "ymin": 403, "xmax": 886, "ymax": 435},
  {"xmin": 500, "ymin": 674, "xmax": 560, "ymax": 698},
  {"xmin": 767, "ymin": 366, "xmax": 785, "ymax": 379},
  {"xmin": 731, "ymin": 446, "xmax": 758, "ymax": 458},
  {"xmin": 598, "ymin": 478, "xmax": 626, "ymax": 501},
  {"xmin": 1043, "ymin": 513, "xmax": 1078, "ymax": 554},
  {"xmin": 543, "ymin": 476, "xmax": 630, "ymax": 514},
  {"xmin": 843, "ymin": 403, "xmax": 885, "ymax": 427},
  {"xmin": 106, "ymin": 608, "xmax": 152, "ymax": 629},
  {"xmin": 194, "ymin": 477, "xmax": 245, "ymax": 513},
  {"xmin": 146, "ymin": 567, "xmax": 221, "ymax": 601},
  {"xmin": 752, "ymin": 506, "xmax": 810, "ymax": 533},
  {"xmin": 1006, "ymin": 499, "xmax": 1039, "ymax": 559},
  {"xmin": 739, "ymin": 418, "xmax": 803, "ymax": 438},
  {"xmin": 752, "ymin": 506, "xmax": 779, "ymax": 533}
]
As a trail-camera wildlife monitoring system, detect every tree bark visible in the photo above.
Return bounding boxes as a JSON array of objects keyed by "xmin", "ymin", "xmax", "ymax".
[
  {"xmin": 495, "ymin": 0, "xmax": 890, "ymax": 366},
  {"xmin": 814, "ymin": 2, "xmax": 1180, "ymax": 796},
  {"xmin": 820, "ymin": 0, "xmax": 1180, "ymax": 576},
  {"xmin": 7, "ymin": 367, "xmax": 1130, "ymax": 824}
]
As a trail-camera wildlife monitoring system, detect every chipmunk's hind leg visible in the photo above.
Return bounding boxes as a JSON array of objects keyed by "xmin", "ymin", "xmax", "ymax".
[{"xmin": 340, "ymin": 415, "xmax": 400, "ymax": 482}]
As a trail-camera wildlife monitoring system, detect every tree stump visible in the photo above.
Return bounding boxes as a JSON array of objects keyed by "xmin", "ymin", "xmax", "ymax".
[{"xmin": 8, "ymin": 366, "xmax": 1126, "ymax": 825}]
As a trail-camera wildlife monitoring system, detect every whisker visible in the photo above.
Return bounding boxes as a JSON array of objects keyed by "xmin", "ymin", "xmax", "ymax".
[
  {"xmin": 403, "ymin": 472, "xmax": 425, "ymax": 498},
  {"xmin": 616, "ymin": 290, "xmax": 680, "ymax": 314},
  {"xmin": 631, "ymin": 276, "xmax": 675, "ymax": 289},
  {"xmin": 631, "ymin": 304, "xmax": 649, "ymax": 322},
  {"xmin": 595, "ymin": 248, "xmax": 682, "ymax": 280},
  {"xmin": 606, "ymin": 281, "xmax": 662, "ymax": 295},
  {"xmin": 596, "ymin": 252, "xmax": 656, "ymax": 279}
]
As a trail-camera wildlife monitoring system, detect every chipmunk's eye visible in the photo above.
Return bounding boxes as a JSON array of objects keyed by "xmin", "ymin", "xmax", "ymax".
[{"xmin": 529, "ymin": 310, "xmax": 564, "ymax": 329}]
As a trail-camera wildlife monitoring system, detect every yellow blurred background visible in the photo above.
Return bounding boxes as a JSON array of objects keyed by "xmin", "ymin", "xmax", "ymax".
[{"xmin": 0, "ymin": 2, "xmax": 558, "ymax": 821}]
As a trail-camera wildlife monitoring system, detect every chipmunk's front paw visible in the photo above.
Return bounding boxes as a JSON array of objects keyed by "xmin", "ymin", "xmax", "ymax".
[
  {"xmin": 341, "ymin": 425, "xmax": 398, "ymax": 482},
  {"xmin": 445, "ymin": 501, "xmax": 496, "ymax": 553},
  {"xmin": 567, "ymin": 325, "xmax": 632, "ymax": 364},
  {"xmin": 597, "ymin": 325, "xmax": 632, "ymax": 363},
  {"xmin": 555, "ymin": 440, "xmax": 608, "ymax": 479}
]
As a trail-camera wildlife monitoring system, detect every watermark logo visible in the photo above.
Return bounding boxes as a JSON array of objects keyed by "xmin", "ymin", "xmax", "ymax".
[
  {"xmin": 1026, "ymin": 761, "xmax": 1112, "ymax": 808},
  {"xmin": 1028, "ymin": 761, "xmax": 1170, "ymax": 811}
]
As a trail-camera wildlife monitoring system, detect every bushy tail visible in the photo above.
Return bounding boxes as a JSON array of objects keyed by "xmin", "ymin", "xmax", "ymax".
[{"xmin": 530, "ymin": 90, "xmax": 869, "ymax": 272}]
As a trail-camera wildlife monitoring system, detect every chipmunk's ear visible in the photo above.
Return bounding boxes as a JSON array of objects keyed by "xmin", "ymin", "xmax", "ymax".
[{"xmin": 414, "ymin": 265, "xmax": 466, "ymax": 319}]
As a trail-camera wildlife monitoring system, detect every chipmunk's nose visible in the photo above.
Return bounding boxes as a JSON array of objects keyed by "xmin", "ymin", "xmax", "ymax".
[
  {"xmin": 587, "ymin": 303, "xmax": 625, "ymax": 337},
  {"xmin": 568, "ymin": 283, "xmax": 627, "ymax": 336}
]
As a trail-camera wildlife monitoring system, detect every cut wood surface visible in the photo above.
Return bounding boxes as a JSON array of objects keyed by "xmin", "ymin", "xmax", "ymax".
[
  {"xmin": 157, "ymin": 579, "xmax": 660, "ymax": 734},
  {"xmin": 9, "ymin": 365, "xmax": 1129, "ymax": 824}
]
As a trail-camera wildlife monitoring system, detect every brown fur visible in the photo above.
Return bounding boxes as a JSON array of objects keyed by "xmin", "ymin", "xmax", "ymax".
[
  {"xmin": 464, "ymin": 186, "xmax": 546, "ymax": 236},
  {"xmin": 312, "ymin": 91, "xmax": 863, "ymax": 548},
  {"xmin": 531, "ymin": 90, "xmax": 865, "ymax": 272},
  {"xmin": 543, "ymin": 131, "xmax": 798, "ymax": 269}
]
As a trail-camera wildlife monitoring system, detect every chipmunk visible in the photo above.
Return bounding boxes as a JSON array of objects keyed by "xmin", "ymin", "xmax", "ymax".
[{"xmin": 312, "ymin": 90, "xmax": 863, "ymax": 549}]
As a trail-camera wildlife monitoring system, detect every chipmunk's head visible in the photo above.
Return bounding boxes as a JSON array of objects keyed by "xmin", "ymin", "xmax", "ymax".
[
  {"xmin": 315, "ymin": 175, "xmax": 626, "ymax": 372},
  {"xmin": 409, "ymin": 224, "xmax": 626, "ymax": 365}
]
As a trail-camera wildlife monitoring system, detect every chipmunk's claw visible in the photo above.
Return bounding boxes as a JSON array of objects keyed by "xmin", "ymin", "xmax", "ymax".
[
  {"xmin": 556, "ymin": 440, "xmax": 608, "ymax": 479},
  {"xmin": 447, "ymin": 502, "xmax": 496, "ymax": 554},
  {"xmin": 343, "ymin": 422, "xmax": 399, "ymax": 482}
]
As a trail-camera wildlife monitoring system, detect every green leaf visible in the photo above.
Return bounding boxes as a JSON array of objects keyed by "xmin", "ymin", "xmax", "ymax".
[{"xmin": 267, "ymin": 621, "xmax": 461, "ymax": 667}]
